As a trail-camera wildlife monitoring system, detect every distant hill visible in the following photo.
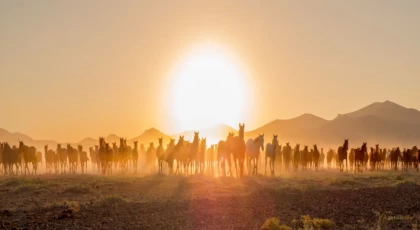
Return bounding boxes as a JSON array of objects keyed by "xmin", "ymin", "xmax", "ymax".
[
  {"xmin": 245, "ymin": 114, "xmax": 328, "ymax": 144},
  {"xmin": 344, "ymin": 100, "xmax": 420, "ymax": 125},
  {"xmin": 130, "ymin": 128, "xmax": 172, "ymax": 145},
  {"xmin": 249, "ymin": 101, "xmax": 420, "ymax": 148},
  {"xmin": 2, "ymin": 101, "xmax": 420, "ymax": 149}
]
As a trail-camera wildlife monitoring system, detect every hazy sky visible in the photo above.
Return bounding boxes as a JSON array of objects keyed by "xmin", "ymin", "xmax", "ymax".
[{"xmin": 1, "ymin": 1, "xmax": 419, "ymax": 142}]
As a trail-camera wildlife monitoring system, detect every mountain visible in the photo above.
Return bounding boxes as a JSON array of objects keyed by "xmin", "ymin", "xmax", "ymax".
[
  {"xmin": 245, "ymin": 114, "xmax": 328, "ymax": 144},
  {"xmin": 248, "ymin": 101, "xmax": 420, "ymax": 148},
  {"xmin": 344, "ymin": 100, "xmax": 420, "ymax": 125},
  {"xmin": 0, "ymin": 130, "xmax": 57, "ymax": 150},
  {"xmin": 2, "ymin": 100, "xmax": 420, "ymax": 149},
  {"xmin": 130, "ymin": 128, "xmax": 172, "ymax": 145}
]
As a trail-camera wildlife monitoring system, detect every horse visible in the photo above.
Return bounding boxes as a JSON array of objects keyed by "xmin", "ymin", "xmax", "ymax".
[
  {"xmin": 411, "ymin": 146, "xmax": 419, "ymax": 172},
  {"xmin": 231, "ymin": 123, "xmax": 247, "ymax": 177},
  {"xmin": 2, "ymin": 143, "xmax": 21, "ymax": 175},
  {"xmin": 319, "ymin": 148, "xmax": 325, "ymax": 168},
  {"xmin": 246, "ymin": 134, "xmax": 265, "ymax": 176},
  {"xmin": 132, "ymin": 141, "xmax": 139, "ymax": 173},
  {"xmin": 44, "ymin": 145, "xmax": 55, "ymax": 174},
  {"xmin": 198, "ymin": 138, "xmax": 206, "ymax": 174},
  {"xmin": 57, "ymin": 144, "xmax": 68, "ymax": 174},
  {"xmin": 187, "ymin": 132, "xmax": 200, "ymax": 175},
  {"xmin": 327, "ymin": 149, "xmax": 334, "ymax": 169},
  {"xmin": 390, "ymin": 147, "xmax": 400, "ymax": 171},
  {"xmin": 98, "ymin": 137, "xmax": 108, "ymax": 175},
  {"xmin": 147, "ymin": 142, "xmax": 156, "ymax": 173},
  {"xmin": 118, "ymin": 138, "xmax": 128, "ymax": 173},
  {"xmin": 218, "ymin": 133, "xmax": 234, "ymax": 177},
  {"xmin": 313, "ymin": 145, "xmax": 320, "ymax": 171},
  {"xmin": 165, "ymin": 136, "xmax": 184, "ymax": 174},
  {"xmin": 156, "ymin": 138, "xmax": 165, "ymax": 175},
  {"xmin": 78, "ymin": 145, "xmax": 89, "ymax": 174},
  {"xmin": 293, "ymin": 144, "xmax": 300, "ymax": 172},
  {"xmin": 265, "ymin": 135, "xmax": 278, "ymax": 176},
  {"xmin": 19, "ymin": 141, "xmax": 37, "ymax": 175},
  {"xmin": 282, "ymin": 143, "xmax": 292, "ymax": 172},
  {"xmin": 337, "ymin": 139, "xmax": 349, "ymax": 172},
  {"xmin": 67, "ymin": 144, "xmax": 79, "ymax": 174},
  {"xmin": 354, "ymin": 143, "xmax": 367, "ymax": 173},
  {"xmin": 300, "ymin": 146, "xmax": 308, "ymax": 171},
  {"xmin": 348, "ymin": 148, "xmax": 355, "ymax": 171}
]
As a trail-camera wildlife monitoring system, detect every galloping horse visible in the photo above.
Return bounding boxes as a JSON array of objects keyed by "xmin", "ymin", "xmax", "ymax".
[
  {"xmin": 165, "ymin": 136, "xmax": 184, "ymax": 174},
  {"xmin": 313, "ymin": 145, "xmax": 320, "ymax": 171},
  {"xmin": 354, "ymin": 143, "xmax": 367, "ymax": 173},
  {"xmin": 265, "ymin": 135, "xmax": 279, "ymax": 176},
  {"xmin": 231, "ymin": 123, "xmax": 246, "ymax": 177},
  {"xmin": 19, "ymin": 141, "xmax": 37, "ymax": 175},
  {"xmin": 246, "ymin": 134, "xmax": 265, "ymax": 176},
  {"xmin": 337, "ymin": 139, "xmax": 349, "ymax": 172},
  {"xmin": 132, "ymin": 141, "xmax": 139, "ymax": 173},
  {"xmin": 78, "ymin": 145, "xmax": 89, "ymax": 174},
  {"xmin": 156, "ymin": 138, "xmax": 165, "ymax": 175},
  {"xmin": 282, "ymin": 143, "xmax": 292, "ymax": 172},
  {"xmin": 218, "ymin": 133, "xmax": 233, "ymax": 177},
  {"xmin": 293, "ymin": 144, "xmax": 300, "ymax": 171}
]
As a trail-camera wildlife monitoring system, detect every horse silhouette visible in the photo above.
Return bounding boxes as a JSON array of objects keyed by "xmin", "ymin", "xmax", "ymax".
[
  {"xmin": 337, "ymin": 139, "xmax": 349, "ymax": 172},
  {"xmin": 265, "ymin": 135, "xmax": 278, "ymax": 176},
  {"xmin": 232, "ymin": 123, "xmax": 246, "ymax": 177},
  {"xmin": 132, "ymin": 141, "xmax": 139, "ymax": 174},
  {"xmin": 217, "ymin": 133, "xmax": 233, "ymax": 177},
  {"xmin": 156, "ymin": 138, "xmax": 165, "ymax": 175},
  {"xmin": 282, "ymin": 143, "xmax": 292, "ymax": 172},
  {"xmin": 354, "ymin": 143, "xmax": 367, "ymax": 173},
  {"xmin": 246, "ymin": 134, "xmax": 264, "ymax": 176}
]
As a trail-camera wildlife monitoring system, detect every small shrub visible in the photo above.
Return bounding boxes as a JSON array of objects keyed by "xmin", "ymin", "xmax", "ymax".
[
  {"xmin": 301, "ymin": 215, "xmax": 335, "ymax": 230},
  {"xmin": 261, "ymin": 217, "xmax": 292, "ymax": 230},
  {"xmin": 395, "ymin": 180, "xmax": 416, "ymax": 186},
  {"xmin": 100, "ymin": 195, "xmax": 128, "ymax": 206}
]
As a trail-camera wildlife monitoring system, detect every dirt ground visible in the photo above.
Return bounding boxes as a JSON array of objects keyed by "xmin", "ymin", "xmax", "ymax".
[{"xmin": 0, "ymin": 170, "xmax": 420, "ymax": 230}]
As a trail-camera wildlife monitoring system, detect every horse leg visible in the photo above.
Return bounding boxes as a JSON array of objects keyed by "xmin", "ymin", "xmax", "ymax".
[{"xmin": 265, "ymin": 155, "xmax": 267, "ymax": 175}]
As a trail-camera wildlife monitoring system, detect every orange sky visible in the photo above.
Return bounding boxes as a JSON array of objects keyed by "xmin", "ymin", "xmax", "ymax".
[{"xmin": 0, "ymin": 1, "xmax": 419, "ymax": 142}]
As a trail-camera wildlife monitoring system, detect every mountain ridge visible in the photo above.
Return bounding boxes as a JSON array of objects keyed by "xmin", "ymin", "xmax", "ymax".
[{"xmin": 2, "ymin": 100, "xmax": 420, "ymax": 148}]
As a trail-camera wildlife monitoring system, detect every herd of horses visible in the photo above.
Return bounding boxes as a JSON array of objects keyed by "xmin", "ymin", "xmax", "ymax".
[{"xmin": 1, "ymin": 124, "xmax": 420, "ymax": 177}]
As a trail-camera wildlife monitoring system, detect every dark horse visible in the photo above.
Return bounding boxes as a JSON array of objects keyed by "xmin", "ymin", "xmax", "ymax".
[
  {"xmin": 217, "ymin": 133, "xmax": 233, "ymax": 177},
  {"xmin": 337, "ymin": 139, "xmax": 349, "ymax": 172},
  {"xmin": 354, "ymin": 142, "xmax": 367, "ymax": 173},
  {"xmin": 231, "ymin": 123, "xmax": 246, "ymax": 178}
]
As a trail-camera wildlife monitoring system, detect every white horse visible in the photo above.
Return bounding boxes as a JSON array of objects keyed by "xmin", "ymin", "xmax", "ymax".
[
  {"xmin": 265, "ymin": 135, "xmax": 279, "ymax": 176},
  {"xmin": 246, "ymin": 134, "xmax": 264, "ymax": 175}
]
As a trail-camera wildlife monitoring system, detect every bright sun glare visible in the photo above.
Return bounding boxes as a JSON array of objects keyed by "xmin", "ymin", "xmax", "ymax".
[{"xmin": 170, "ymin": 44, "xmax": 249, "ymax": 133}]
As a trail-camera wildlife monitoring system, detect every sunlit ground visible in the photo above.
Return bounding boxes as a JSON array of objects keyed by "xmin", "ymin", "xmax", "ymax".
[{"xmin": 1, "ymin": 167, "xmax": 420, "ymax": 229}]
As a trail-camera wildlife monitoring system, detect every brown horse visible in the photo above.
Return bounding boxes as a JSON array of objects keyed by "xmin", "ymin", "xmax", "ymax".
[
  {"xmin": 78, "ymin": 145, "xmax": 89, "ymax": 174},
  {"xmin": 337, "ymin": 139, "xmax": 349, "ymax": 172},
  {"xmin": 132, "ymin": 141, "xmax": 139, "ymax": 174},
  {"xmin": 165, "ymin": 136, "xmax": 184, "ymax": 174},
  {"xmin": 354, "ymin": 143, "xmax": 367, "ymax": 173},
  {"xmin": 19, "ymin": 141, "xmax": 37, "ymax": 175},
  {"xmin": 218, "ymin": 133, "xmax": 234, "ymax": 177},
  {"xmin": 156, "ymin": 138, "xmax": 165, "ymax": 175},
  {"xmin": 232, "ymin": 123, "xmax": 246, "ymax": 177},
  {"xmin": 282, "ymin": 143, "xmax": 292, "ymax": 172},
  {"xmin": 57, "ymin": 144, "xmax": 68, "ymax": 174},
  {"xmin": 313, "ymin": 145, "xmax": 320, "ymax": 171},
  {"xmin": 44, "ymin": 145, "xmax": 55, "ymax": 174}
]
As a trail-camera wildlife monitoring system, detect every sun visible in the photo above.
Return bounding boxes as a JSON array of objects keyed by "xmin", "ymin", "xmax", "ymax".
[{"xmin": 169, "ymin": 44, "xmax": 249, "ymax": 132}]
